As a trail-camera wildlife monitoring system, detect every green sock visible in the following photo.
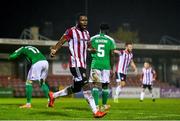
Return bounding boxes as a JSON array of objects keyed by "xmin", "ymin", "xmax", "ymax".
[
  {"xmin": 92, "ymin": 88, "xmax": 99, "ymax": 106},
  {"xmin": 41, "ymin": 83, "xmax": 50, "ymax": 99},
  {"xmin": 25, "ymin": 83, "xmax": 33, "ymax": 104},
  {"xmin": 102, "ymin": 89, "xmax": 109, "ymax": 105}
]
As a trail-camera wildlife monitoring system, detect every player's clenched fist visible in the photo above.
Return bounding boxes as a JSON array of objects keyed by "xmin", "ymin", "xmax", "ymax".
[{"xmin": 50, "ymin": 46, "xmax": 57, "ymax": 57}]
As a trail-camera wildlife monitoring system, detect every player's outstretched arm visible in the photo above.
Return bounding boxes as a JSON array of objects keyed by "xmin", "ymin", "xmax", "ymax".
[
  {"xmin": 131, "ymin": 60, "xmax": 138, "ymax": 73},
  {"xmin": 50, "ymin": 35, "xmax": 67, "ymax": 57},
  {"xmin": 9, "ymin": 53, "xmax": 18, "ymax": 60},
  {"xmin": 87, "ymin": 41, "xmax": 96, "ymax": 53},
  {"xmin": 113, "ymin": 49, "xmax": 119, "ymax": 54},
  {"xmin": 152, "ymin": 70, "xmax": 157, "ymax": 81},
  {"xmin": 9, "ymin": 47, "xmax": 24, "ymax": 60}
]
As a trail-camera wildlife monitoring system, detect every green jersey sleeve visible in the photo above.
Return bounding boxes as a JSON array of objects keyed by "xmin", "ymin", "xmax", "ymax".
[{"xmin": 9, "ymin": 47, "xmax": 24, "ymax": 60}]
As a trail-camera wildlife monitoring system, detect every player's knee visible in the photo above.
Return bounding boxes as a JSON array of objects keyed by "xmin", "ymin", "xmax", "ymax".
[
  {"xmin": 120, "ymin": 81, "xmax": 126, "ymax": 87},
  {"xmin": 26, "ymin": 80, "xmax": 32, "ymax": 85}
]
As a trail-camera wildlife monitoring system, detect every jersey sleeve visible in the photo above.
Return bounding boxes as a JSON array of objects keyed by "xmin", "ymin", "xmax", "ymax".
[
  {"xmin": 63, "ymin": 28, "xmax": 73, "ymax": 41},
  {"xmin": 119, "ymin": 50, "xmax": 124, "ymax": 55},
  {"xmin": 9, "ymin": 47, "xmax": 24, "ymax": 60}
]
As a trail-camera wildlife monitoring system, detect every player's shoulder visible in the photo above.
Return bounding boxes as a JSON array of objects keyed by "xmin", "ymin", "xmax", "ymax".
[
  {"xmin": 70, "ymin": 26, "xmax": 89, "ymax": 33},
  {"xmin": 15, "ymin": 46, "xmax": 25, "ymax": 53},
  {"xmin": 104, "ymin": 35, "xmax": 115, "ymax": 42},
  {"xmin": 104, "ymin": 35, "xmax": 115, "ymax": 44},
  {"xmin": 66, "ymin": 26, "xmax": 75, "ymax": 31},
  {"xmin": 90, "ymin": 34, "xmax": 101, "ymax": 41},
  {"xmin": 24, "ymin": 46, "xmax": 37, "ymax": 49},
  {"xmin": 118, "ymin": 49, "xmax": 124, "ymax": 55},
  {"xmin": 142, "ymin": 67, "xmax": 146, "ymax": 71}
]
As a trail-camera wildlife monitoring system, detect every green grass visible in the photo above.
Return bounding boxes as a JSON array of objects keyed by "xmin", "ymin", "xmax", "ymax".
[{"xmin": 0, "ymin": 98, "xmax": 180, "ymax": 120}]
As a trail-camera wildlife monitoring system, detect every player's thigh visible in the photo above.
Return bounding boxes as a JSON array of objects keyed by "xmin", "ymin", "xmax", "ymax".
[
  {"xmin": 70, "ymin": 67, "xmax": 86, "ymax": 82},
  {"xmin": 102, "ymin": 70, "xmax": 110, "ymax": 83},
  {"xmin": 89, "ymin": 69, "xmax": 102, "ymax": 83},
  {"xmin": 115, "ymin": 72, "xmax": 126, "ymax": 86},
  {"xmin": 70, "ymin": 67, "xmax": 88, "ymax": 88},
  {"xmin": 27, "ymin": 62, "xmax": 43, "ymax": 81},
  {"xmin": 40, "ymin": 60, "xmax": 49, "ymax": 80},
  {"xmin": 148, "ymin": 85, "xmax": 152, "ymax": 91}
]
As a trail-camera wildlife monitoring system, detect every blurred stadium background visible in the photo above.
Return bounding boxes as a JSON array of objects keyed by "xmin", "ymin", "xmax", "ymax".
[{"xmin": 0, "ymin": 38, "xmax": 180, "ymax": 99}]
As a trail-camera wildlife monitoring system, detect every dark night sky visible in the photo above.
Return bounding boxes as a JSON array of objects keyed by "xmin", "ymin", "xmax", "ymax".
[{"xmin": 0, "ymin": 0, "xmax": 180, "ymax": 44}]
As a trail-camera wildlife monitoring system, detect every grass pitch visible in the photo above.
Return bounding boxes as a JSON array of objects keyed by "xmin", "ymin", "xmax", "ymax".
[{"xmin": 0, "ymin": 98, "xmax": 180, "ymax": 120}]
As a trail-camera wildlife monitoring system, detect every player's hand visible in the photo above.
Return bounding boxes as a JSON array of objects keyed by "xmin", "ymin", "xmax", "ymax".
[
  {"xmin": 88, "ymin": 48, "xmax": 96, "ymax": 53},
  {"xmin": 50, "ymin": 46, "xmax": 57, "ymax": 57},
  {"xmin": 91, "ymin": 48, "xmax": 97, "ymax": 52}
]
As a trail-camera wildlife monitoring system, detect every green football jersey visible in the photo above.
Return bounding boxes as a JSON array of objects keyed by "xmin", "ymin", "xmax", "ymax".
[
  {"xmin": 90, "ymin": 33, "xmax": 116, "ymax": 70},
  {"xmin": 9, "ymin": 46, "xmax": 46, "ymax": 64}
]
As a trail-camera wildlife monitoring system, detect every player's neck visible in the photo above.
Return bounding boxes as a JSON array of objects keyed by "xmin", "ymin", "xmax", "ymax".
[
  {"xmin": 76, "ymin": 25, "xmax": 85, "ymax": 31},
  {"xmin": 125, "ymin": 49, "xmax": 130, "ymax": 53}
]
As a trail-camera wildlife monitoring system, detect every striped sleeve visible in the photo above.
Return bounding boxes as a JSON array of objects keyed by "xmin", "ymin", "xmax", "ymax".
[{"xmin": 64, "ymin": 28, "xmax": 73, "ymax": 41}]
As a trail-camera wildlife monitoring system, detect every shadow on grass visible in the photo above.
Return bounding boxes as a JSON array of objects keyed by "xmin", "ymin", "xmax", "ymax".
[
  {"xmin": 62, "ymin": 106, "xmax": 89, "ymax": 111},
  {"xmin": 30, "ymin": 111, "xmax": 70, "ymax": 117}
]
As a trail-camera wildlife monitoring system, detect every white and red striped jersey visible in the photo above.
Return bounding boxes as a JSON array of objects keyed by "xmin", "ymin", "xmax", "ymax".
[
  {"xmin": 64, "ymin": 26, "xmax": 90, "ymax": 68},
  {"xmin": 142, "ymin": 67, "xmax": 156, "ymax": 85},
  {"xmin": 116, "ymin": 50, "xmax": 133, "ymax": 74}
]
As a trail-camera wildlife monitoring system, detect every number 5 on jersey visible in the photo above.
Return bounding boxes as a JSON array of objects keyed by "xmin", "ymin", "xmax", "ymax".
[{"xmin": 97, "ymin": 44, "xmax": 105, "ymax": 57}]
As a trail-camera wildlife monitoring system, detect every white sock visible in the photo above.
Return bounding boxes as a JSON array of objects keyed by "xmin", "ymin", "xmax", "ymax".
[
  {"xmin": 114, "ymin": 85, "xmax": 121, "ymax": 99},
  {"xmin": 26, "ymin": 103, "xmax": 31, "ymax": 105},
  {"xmin": 151, "ymin": 93, "xmax": 154, "ymax": 99},
  {"xmin": 140, "ymin": 92, "xmax": 145, "ymax": 100},
  {"xmin": 83, "ymin": 90, "xmax": 97, "ymax": 114},
  {"xmin": 53, "ymin": 88, "xmax": 68, "ymax": 98}
]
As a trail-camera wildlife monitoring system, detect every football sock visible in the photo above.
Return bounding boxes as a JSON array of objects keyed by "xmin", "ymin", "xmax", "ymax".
[
  {"xmin": 25, "ymin": 83, "xmax": 33, "ymax": 104},
  {"xmin": 115, "ymin": 85, "xmax": 121, "ymax": 98},
  {"xmin": 140, "ymin": 92, "xmax": 145, "ymax": 100},
  {"xmin": 151, "ymin": 93, "xmax": 154, "ymax": 99},
  {"xmin": 53, "ymin": 88, "xmax": 68, "ymax": 98},
  {"xmin": 83, "ymin": 90, "xmax": 97, "ymax": 114},
  {"xmin": 102, "ymin": 89, "xmax": 109, "ymax": 105},
  {"xmin": 92, "ymin": 88, "xmax": 99, "ymax": 106},
  {"xmin": 41, "ymin": 83, "xmax": 50, "ymax": 100}
]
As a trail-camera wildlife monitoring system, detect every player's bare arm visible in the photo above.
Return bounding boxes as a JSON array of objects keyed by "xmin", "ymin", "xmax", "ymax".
[
  {"xmin": 110, "ymin": 50, "xmax": 115, "ymax": 77},
  {"xmin": 140, "ymin": 73, "xmax": 143, "ymax": 82},
  {"xmin": 113, "ymin": 49, "xmax": 120, "ymax": 54},
  {"xmin": 153, "ymin": 70, "xmax": 157, "ymax": 81},
  {"xmin": 130, "ymin": 60, "xmax": 137, "ymax": 73},
  {"xmin": 50, "ymin": 35, "xmax": 67, "ymax": 57},
  {"xmin": 87, "ymin": 41, "xmax": 96, "ymax": 53}
]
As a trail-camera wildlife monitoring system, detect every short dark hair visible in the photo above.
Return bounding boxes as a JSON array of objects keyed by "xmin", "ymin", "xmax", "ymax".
[
  {"xmin": 125, "ymin": 42, "xmax": 133, "ymax": 46},
  {"xmin": 100, "ymin": 23, "xmax": 110, "ymax": 30},
  {"xmin": 144, "ymin": 59, "xmax": 152, "ymax": 64},
  {"xmin": 75, "ymin": 12, "xmax": 87, "ymax": 21}
]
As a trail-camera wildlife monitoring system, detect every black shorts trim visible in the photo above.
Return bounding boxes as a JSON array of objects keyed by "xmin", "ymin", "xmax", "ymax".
[
  {"xmin": 115, "ymin": 72, "xmax": 127, "ymax": 82},
  {"xmin": 70, "ymin": 67, "xmax": 88, "ymax": 84},
  {"xmin": 143, "ymin": 84, "xmax": 152, "ymax": 90}
]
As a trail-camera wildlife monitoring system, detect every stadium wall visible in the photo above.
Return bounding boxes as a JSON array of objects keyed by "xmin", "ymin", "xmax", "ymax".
[{"xmin": 0, "ymin": 39, "xmax": 180, "ymax": 98}]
